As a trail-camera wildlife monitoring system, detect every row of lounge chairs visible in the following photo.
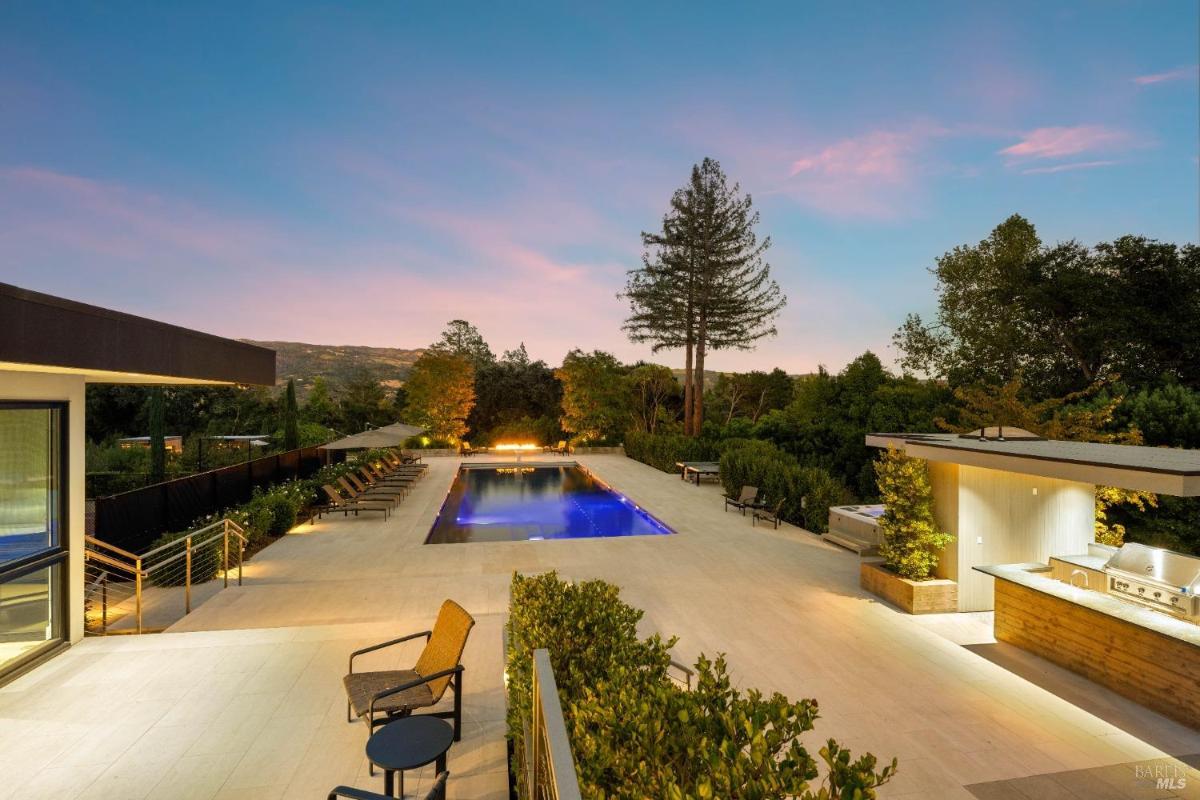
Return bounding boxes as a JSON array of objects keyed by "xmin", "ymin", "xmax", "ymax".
[{"xmin": 318, "ymin": 451, "xmax": 428, "ymax": 520}]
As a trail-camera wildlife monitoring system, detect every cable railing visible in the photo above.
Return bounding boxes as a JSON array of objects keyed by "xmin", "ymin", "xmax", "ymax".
[
  {"xmin": 83, "ymin": 518, "xmax": 247, "ymax": 635},
  {"xmin": 523, "ymin": 649, "xmax": 582, "ymax": 800}
]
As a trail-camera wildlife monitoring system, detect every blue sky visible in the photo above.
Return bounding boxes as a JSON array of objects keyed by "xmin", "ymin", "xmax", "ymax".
[{"xmin": 1, "ymin": 2, "xmax": 1196, "ymax": 373}]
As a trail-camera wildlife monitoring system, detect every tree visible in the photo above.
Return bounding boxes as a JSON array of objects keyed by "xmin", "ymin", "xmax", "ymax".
[
  {"xmin": 302, "ymin": 376, "xmax": 339, "ymax": 429},
  {"xmin": 468, "ymin": 345, "xmax": 562, "ymax": 443},
  {"xmin": 435, "ymin": 319, "xmax": 495, "ymax": 371},
  {"xmin": 895, "ymin": 215, "xmax": 1200, "ymax": 397},
  {"xmin": 337, "ymin": 372, "xmax": 390, "ymax": 433},
  {"xmin": 147, "ymin": 387, "xmax": 166, "ymax": 483},
  {"xmin": 556, "ymin": 350, "xmax": 629, "ymax": 443},
  {"xmin": 281, "ymin": 379, "xmax": 300, "ymax": 450},
  {"xmin": 708, "ymin": 368, "xmax": 795, "ymax": 425},
  {"xmin": 404, "ymin": 351, "xmax": 476, "ymax": 441},
  {"xmin": 875, "ymin": 446, "xmax": 954, "ymax": 580},
  {"xmin": 626, "ymin": 363, "xmax": 678, "ymax": 434},
  {"xmin": 624, "ymin": 158, "xmax": 785, "ymax": 435}
]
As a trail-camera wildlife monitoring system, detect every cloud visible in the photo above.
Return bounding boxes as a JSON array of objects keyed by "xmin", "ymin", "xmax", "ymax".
[
  {"xmin": 999, "ymin": 125, "xmax": 1133, "ymax": 161},
  {"xmin": 783, "ymin": 123, "xmax": 948, "ymax": 219},
  {"xmin": 1020, "ymin": 160, "xmax": 1118, "ymax": 175},
  {"xmin": 1133, "ymin": 65, "xmax": 1199, "ymax": 85}
]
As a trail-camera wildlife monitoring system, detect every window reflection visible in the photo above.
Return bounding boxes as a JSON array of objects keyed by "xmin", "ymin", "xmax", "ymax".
[
  {"xmin": 0, "ymin": 407, "xmax": 60, "ymax": 563},
  {"xmin": 0, "ymin": 564, "xmax": 60, "ymax": 673}
]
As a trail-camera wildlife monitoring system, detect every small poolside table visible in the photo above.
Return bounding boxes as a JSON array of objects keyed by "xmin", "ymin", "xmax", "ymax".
[
  {"xmin": 366, "ymin": 715, "xmax": 454, "ymax": 798},
  {"xmin": 677, "ymin": 461, "xmax": 720, "ymax": 485}
]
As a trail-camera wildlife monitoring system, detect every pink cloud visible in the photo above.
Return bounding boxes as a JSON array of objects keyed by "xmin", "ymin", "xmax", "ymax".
[
  {"xmin": 1020, "ymin": 160, "xmax": 1118, "ymax": 175},
  {"xmin": 782, "ymin": 123, "xmax": 948, "ymax": 219},
  {"xmin": 999, "ymin": 125, "xmax": 1132, "ymax": 161},
  {"xmin": 1134, "ymin": 65, "xmax": 1199, "ymax": 85}
]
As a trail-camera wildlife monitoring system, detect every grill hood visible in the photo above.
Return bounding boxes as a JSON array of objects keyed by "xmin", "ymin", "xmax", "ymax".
[{"xmin": 1104, "ymin": 542, "xmax": 1200, "ymax": 593}]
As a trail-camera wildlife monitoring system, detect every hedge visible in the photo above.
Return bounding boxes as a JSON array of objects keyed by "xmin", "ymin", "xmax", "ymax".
[
  {"xmin": 719, "ymin": 439, "xmax": 850, "ymax": 533},
  {"xmin": 506, "ymin": 571, "xmax": 895, "ymax": 799},
  {"xmin": 623, "ymin": 431, "xmax": 723, "ymax": 473}
]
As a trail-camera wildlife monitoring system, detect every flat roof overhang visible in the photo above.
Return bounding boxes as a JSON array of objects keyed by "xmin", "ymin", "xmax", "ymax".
[
  {"xmin": 866, "ymin": 433, "xmax": 1200, "ymax": 497},
  {"xmin": 0, "ymin": 283, "xmax": 274, "ymax": 386}
]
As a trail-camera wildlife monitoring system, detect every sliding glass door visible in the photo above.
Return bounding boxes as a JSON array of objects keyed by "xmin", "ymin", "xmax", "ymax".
[{"xmin": 0, "ymin": 403, "xmax": 67, "ymax": 679}]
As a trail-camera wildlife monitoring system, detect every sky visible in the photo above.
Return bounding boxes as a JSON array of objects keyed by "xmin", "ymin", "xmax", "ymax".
[{"xmin": 1, "ymin": 2, "xmax": 1197, "ymax": 374}]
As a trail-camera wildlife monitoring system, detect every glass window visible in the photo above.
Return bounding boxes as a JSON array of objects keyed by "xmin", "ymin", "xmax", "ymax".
[
  {"xmin": 0, "ymin": 407, "xmax": 62, "ymax": 564},
  {"xmin": 0, "ymin": 563, "xmax": 61, "ymax": 674}
]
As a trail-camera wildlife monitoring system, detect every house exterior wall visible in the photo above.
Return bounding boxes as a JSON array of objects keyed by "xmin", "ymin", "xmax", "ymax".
[
  {"xmin": 927, "ymin": 462, "xmax": 1095, "ymax": 612},
  {"xmin": 1, "ymin": 370, "xmax": 86, "ymax": 642}
]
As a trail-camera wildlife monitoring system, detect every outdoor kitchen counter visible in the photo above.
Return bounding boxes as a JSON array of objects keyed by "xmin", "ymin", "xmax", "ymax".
[{"xmin": 976, "ymin": 563, "xmax": 1200, "ymax": 729}]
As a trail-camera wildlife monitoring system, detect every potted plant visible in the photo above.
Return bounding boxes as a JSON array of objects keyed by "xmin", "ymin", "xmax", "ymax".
[{"xmin": 860, "ymin": 446, "xmax": 957, "ymax": 613}]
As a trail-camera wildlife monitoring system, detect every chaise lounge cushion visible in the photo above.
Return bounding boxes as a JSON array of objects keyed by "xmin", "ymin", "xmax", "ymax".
[{"xmin": 344, "ymin": 669, "xmax": 434, "ymax": 719}]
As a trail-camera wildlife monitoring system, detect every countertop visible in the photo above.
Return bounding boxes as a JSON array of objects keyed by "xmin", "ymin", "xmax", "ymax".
[
  {"xmin": 975, "ymin": 563, "xmax": 1200, "ymax": 647},
  {"xmin": 1048, "ymin": 553, "xmax": 1109, "ymax": 572}
]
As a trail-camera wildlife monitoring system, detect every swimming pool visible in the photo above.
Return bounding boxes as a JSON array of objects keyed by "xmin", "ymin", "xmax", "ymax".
[{"xmin": 425, "ymin": 464, "xmax": 674, "ymax": 544}]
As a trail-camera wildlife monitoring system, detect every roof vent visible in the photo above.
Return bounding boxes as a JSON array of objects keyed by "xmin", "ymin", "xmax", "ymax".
[{"xmin": 958, "ymin": 426, "xmax": 1044, "ymax": 442}]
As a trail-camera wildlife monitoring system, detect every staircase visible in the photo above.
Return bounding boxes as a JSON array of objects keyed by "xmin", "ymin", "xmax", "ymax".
[{"xmin": 82, "ymin": 518, "xmax": 248, "ymax": 635}]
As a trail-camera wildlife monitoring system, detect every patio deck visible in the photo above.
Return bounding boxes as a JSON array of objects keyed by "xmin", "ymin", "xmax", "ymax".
[{"xmin": 2, "ymin": 454, "xmax": 1198, "ymax": 799}]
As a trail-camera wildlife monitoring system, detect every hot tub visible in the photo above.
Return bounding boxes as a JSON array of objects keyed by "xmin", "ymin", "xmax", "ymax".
[{"xmin": 826, "ymin": 504, "xmax": 885, "ymax": 554}]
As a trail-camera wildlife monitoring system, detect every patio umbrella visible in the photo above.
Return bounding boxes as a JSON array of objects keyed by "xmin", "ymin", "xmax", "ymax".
[{"xmin": 319, "ymin": 422, "xmax": 426, "ymax": 451}]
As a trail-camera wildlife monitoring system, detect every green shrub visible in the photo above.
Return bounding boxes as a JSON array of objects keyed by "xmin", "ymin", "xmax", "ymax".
[
  {"xmin": 506, "ymin": 571, "xmax": 895, "ymax": 799},
  {"xmin": 262, "ymin": 492, "xmax": 298, "ymax": 535},
  {"xmin": 624, "ymin": 431, "xmax": 722, "ymax": 472},
  {"xmin": 874, "ymin": 446, "xmax": 954, "ymax": 580},
  {"xmin": 718, "ymin": 439, "xmax": 850, "ymax": 532}
]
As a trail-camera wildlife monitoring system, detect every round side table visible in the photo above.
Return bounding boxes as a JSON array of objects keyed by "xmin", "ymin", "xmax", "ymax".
[{"xmin": 365, "ymin": 716, "xmax": 454, "ymax": 798}]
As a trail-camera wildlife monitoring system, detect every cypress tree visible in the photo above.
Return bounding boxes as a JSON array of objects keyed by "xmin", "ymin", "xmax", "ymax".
[
  {"xmin": 148, "ymin": 387, "xmax": 166, "ymax": 483},
  {"xmin": 283, "ymin": 378, "xmax": 300, "ymax": 450}
]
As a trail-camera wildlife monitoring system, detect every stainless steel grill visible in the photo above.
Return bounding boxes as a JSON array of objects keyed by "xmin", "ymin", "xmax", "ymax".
[{"xmin": 1104, "ymin": 543, "xmax": 1200, "ymax": 622}]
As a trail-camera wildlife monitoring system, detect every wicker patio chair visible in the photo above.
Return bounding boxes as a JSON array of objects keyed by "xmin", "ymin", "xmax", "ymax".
[
  {"xmin": 328, "ymin": 771, "xmax": 447, "ymax": 800},
  {"xmin": 343, "ymin": 600, "xmax": 476, "ymax": 742},
  {"xmin": 723, "ymin": 485, "xmax": 763, "ymax": 515}
]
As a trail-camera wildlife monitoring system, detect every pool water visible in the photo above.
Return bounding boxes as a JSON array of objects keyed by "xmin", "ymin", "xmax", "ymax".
[{"xmin": 425, "ymin": 465, "xmax": 673, "ymax": 544}]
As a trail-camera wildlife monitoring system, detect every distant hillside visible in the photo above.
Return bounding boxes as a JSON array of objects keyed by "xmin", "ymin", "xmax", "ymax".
[{"xmin": 245, "ymin": 340, "xmax": 424, "ymax": 396}]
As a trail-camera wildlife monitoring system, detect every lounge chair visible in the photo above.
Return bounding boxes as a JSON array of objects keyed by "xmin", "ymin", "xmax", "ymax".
[
  {"xmin": 328, "ymin": 772, "xmax": 447, "ymax": 800},
  {"xmin": 359, "ymin": 466, "xmax": 415, "ymax": 492},
  {"xmin": 724, "ymin": 485, "xmax": 763, "ymax": 515},
  {"xmin": 459, "ymin": 441, "xmax": 482, "ymax": 457},
  {"xmin": 344, "ymin": 600, "xmax": 476, "ymax": 741},
  {"xmin": 543, "ymin": 440, "xmax": 570, "ymax": 455},
  {"xmin": 319, "ymin": 485, "xmax": 392, "ymax": 519},
  {"xmin": 340, "ymin": 475, "xmax": 403, "ymax": 505},
  {"xmin": 384, "ymin": 451, "xmax": 424, "ymax": 468},
  {"xmin": 373, "ymin": 460, "xmax": 425, "ymax": 480}
]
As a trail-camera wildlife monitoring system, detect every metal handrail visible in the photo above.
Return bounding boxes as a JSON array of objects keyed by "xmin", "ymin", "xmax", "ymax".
[
  {"xmin": 82, "ymin": 517, "xmax": 247, "ymax": 635},
  {"xmin": 527, "ymin": 649, "xmax": 583, "ymax": 800}
]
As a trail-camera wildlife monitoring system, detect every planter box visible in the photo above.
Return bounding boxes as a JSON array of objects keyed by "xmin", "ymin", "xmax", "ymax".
[
  {"xmin": 573, "ymin": 446, "xmax": 625, "ymax": 455},
  {"xmin": 860, "ymin": 561, "xmax": 957, "ymax": 614}
]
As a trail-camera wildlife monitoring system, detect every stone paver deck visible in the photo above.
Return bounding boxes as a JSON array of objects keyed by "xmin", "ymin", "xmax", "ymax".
[{"xmin": 2, "ymin": 453, "xmax": 1198, "ymax": 799}]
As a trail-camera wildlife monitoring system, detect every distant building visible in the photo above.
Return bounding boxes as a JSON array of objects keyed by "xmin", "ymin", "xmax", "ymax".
[{"xmin": 117, "ymin": 435, "xmax": 184, "ymax": 453}]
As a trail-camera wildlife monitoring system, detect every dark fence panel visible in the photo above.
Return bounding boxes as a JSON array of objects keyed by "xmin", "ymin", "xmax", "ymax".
[{"xmin": 93, "ymin": 446, "xmax": 346, "ymax": 553}]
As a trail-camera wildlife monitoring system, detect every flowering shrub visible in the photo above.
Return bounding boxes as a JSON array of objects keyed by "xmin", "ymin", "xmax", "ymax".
[{"xmin": 147, "ymin": 451, "xmax": 389, "ymax": 583}]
